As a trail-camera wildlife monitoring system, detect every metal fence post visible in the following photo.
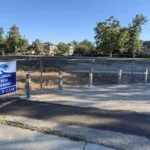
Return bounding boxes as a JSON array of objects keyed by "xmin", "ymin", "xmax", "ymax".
[
  {"xmin": 58, "ymin": 71, "xmax": 63, "ymax": 90},
  {"xmin": 89, "ymin": 59, "xmax": 94, "ymax": 87},
  {"xmin": 144, "ymin": 68, "xmax": 148, "ymax": 84},
  {"xmin": 118, "ymin": 69, "xmax": 122, "ymax": 85},
  {"xmin": 26, "ymin": 73, "xmax": 31, "ymax": 99},
  {"xmin": 132, "ymin": 60, "xmax": 134, "ymax": 83},
  {"xmin": 89, "ymin": 70, "xmax": 93, "ymax": 87},
  {"xmin": 40, "ymin": 57, "xmax": 43, "ymax": 91}
]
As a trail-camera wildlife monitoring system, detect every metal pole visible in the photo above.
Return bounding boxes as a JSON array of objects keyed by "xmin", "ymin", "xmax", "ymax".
[
  {"xmin": 144, "ymin": 68, "xmax": 148, "ymax": 84},
  {"xmin": 26, "ymin": 73, "xmax": 31, "ymax": 99},
  {"xmin": 40, "ymin": 57, "xmax": 43, "ymax": 91},
  {"xmin": 132, "ymin": 60, "xmax": 134, "ymax": 83},
  {"xmin": 89, "ymin": 70, "xmax": 93, "ymax": 87},
  {"xmin": 59, "ymin": 71, "xmax": 63, "ymax": 90},
  {"xmin": 118, "ymin": 69, "xmax": 122, "ymax": 85},
  {"xmin": 89, "ymin": 59, "xmax": 94, "ymax": 87}
]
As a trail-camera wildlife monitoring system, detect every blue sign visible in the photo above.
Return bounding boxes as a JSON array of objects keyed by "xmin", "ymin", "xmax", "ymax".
[{"xmin": 0, "ymin": 61, "xmax": 16, "ymax": 95}]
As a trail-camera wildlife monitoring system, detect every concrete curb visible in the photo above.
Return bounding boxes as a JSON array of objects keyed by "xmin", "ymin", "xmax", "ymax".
[
  {"xmin": 0, "ymin": 115, "xmax": 150, "ymax": 150},
  {"xmin": 0, "ymin": 124, "xmax": 114, "ymax": 150},
  {"xmin": 0, "ymin": 100, "xmax": 18, "ymax": 110}
]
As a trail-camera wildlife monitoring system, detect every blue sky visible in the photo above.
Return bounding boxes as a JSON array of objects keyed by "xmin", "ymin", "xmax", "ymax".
[{"xmin": 0, "ymin": 0, "xmax": 150, "ymax": 44}]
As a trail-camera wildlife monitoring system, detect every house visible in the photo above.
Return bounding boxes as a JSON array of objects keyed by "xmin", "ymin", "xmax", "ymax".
[
  {"xmin": 69, "ymin": 45, "xmax": 75, "ymax": 55},
  {"xmin": 43, "ymin": 43, "xmax": 58, "ymax": 56},
  {"xmin": 143, "ymin": 41, "xmax": 150, "ymax": 55},
  {"xmin": 26, "ymin": 42, "xmax": 75, "ymax": 56}
]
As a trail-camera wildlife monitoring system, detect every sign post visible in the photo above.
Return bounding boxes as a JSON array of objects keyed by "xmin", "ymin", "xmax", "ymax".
[{"xmin": 0, "ymin": 61, "xmax": 17, "ymax": 96}]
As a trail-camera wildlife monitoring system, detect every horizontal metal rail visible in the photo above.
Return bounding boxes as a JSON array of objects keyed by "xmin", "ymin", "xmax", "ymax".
[{"xmin": 64, "ymin": 70, "xmax": 146, "ymax": 75}]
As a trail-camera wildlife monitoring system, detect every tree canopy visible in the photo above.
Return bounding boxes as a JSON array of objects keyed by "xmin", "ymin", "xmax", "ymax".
[
  {"xmin": 0, "ymin": 14, "xmax": 148, "ymax": 57},
  {"xmin": 94, "ymin": 14, "xmax": 148, "ymax": 57},
  {"xmin": 5, "ymin": 24, "xmax": 28, "ymax": 54},
  {"xmin": 0, "ymin": 27, "xmax": 4, "ymax": 44},
  {"xmin": 128, "ymin": 14, "xmax": 147, "ymax": 57},
  {"xmin": 0, "ymin": 27, "xmax": 5, "ymax": 55},
  {"xmin": 74, "ymin": 40, "xmax": 95, "ymax": 56},
  {"xmin": 32, "ymin": 39, "xmax": 44, "ymax": 55},
  {"xmin": 56, "ymin": 42, "xmax": 70, "ymax": 55}
]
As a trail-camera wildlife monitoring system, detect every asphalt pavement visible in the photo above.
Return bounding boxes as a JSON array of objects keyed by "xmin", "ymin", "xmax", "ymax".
[{"xmin": 0, "ymin": 100, "xmax": 150, "ymax": 139}]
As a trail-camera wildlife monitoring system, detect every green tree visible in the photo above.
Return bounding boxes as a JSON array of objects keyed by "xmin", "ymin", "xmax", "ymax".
[
  {"xmin": 0, "ymin": 27, "xmax": 4, "ymax": 44},
  {"xmin": 94, "ymin": 16, "xmax": 120, "ymax": 57},
  {"xmin": 18, "ymin": 36, "xmax": 29, "ymax": 52},
  {"xmin": 43, "ymin": 42, "xmax": 51, "ymax": 55},
  {"xmin": 74, "ymin": 40, "xmax": 95, "ymax": 56},
  {"xmin": 6, "ymin": 24, "xmax": 28, "ymax": 54},
  {"xmin": 94, "ymin": 14, "xmax": 147, "ymax": 57},
  {"xmin": 70, "ymin": 40, "xmax": 78, "ymax": 46},
  {"xmin": 118, "ymin": 28, "xmax": 130, "ymax": 53},
  {"xmin": 128, "ymin": 14, "xmax": 147, "ymax": 57},
  {"xmin": 32, "ymin": 39, "xmax": 44, "ymax": 55},
  {"xmin": 56, "ymin": 42, "xmax": 70, "ymax": 55},
  {"xmin": 0, "ymin": 27, "xmax": 6, "ymax": 55}
]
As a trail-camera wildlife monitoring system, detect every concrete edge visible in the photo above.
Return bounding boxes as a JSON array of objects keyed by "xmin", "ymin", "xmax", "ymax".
[
  {"xmin": 0, "ymin": 100, "xmax": 19, "ymax": 110},
  {"xmin": 0, "ymin": 115, "xmax": 150, "ymax": 150},
  {"xmin": 0, "ymin": 116, "xmax": 115, "ymax": 150}
]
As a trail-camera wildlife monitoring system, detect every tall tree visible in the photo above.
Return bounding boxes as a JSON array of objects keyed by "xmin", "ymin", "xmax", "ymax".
[
  {"xmin": 0, "ymin": 27, "xmax": 6, "ymax": 55},
  {"xmin": 94, "ymin": 16, "xmax": 120, "ymax": 57},
  {"xmin": 6, "ymin": 24, "xmax": 28, "ymax": 54},
  {"xmin": 94, "ymin": 14, "xmax": 147, "ymax": 57},
  {"xmin": 56, "ymin": 42, "xmax": 70, "ymax": 55},
  {"xmin": 118, "ymin": 28, "xmax": 130, "ymax": 53},
  {"xmin": 18, "ymin": 36, "xmax": 29, "ymax": 52},
  {"xmin": 32, "ymin": 39, "xmax": 44, "ymax": 55},
  {"xmin": 0, "ymin": 27, "xmax": 4, "ymax": 44},
  {"xmin": 128, "ymin": 14, "xmax": 147, "ymax": 57}
]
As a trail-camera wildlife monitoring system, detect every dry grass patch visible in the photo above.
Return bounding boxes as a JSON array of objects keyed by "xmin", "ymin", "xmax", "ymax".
[{"xmin": 16, "ymin": 71, "xmax": 88, "ymax": 93}]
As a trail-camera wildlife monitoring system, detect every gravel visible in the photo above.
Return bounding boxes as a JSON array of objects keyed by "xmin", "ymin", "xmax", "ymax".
[{"xmin": 26, "ymin": 83, "xmax": 150, "ymax": 115}]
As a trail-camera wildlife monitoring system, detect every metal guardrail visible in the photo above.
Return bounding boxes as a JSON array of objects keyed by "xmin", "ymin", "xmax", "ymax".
[
  {"xmin": 1, "ymin": 56, "xmax": 150, "ymax": 99},
  {"xmin": 65, "ymin": 70, "xmax": 146, "ymax": 75},
  {"xmin": 26, "ymin": 67, "xmax": 149, "ymax": 98}
]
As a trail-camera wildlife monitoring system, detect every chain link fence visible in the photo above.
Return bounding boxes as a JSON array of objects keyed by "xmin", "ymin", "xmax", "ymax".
[{"xmin": 0, "ymin": 56, "xmax": 150, "ymax": 101}]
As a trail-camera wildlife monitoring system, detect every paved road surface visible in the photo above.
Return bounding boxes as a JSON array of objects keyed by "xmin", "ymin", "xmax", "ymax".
[
  {"xmin": 0, "ymin": 124, "xmax": 114, "ymax": 150},
  {"xmin": 0, "ymin": 100, "xmax": 150, "ymax": 139}
]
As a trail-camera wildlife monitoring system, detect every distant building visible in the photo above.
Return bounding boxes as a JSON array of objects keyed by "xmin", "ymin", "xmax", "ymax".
[
  {"xmin": 26, "ymin": 42, "xmax": 75, "ymax": 56},
  {"xmin": 43, "ymin": 43, "xmax": 58, "ymax": 56},
  {"xmin": 143, "ymin": 41, "xmax": 150, "ymax": 55},
  {"xmin": 69, "ymin": 45, "xmax": 75, "ymax": 55}
]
